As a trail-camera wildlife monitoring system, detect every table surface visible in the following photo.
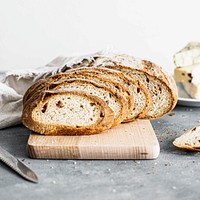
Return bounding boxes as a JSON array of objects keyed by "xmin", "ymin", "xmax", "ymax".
[{"xmin": 0, "ymin": 106, "xmax": 200, "ymax": 200}]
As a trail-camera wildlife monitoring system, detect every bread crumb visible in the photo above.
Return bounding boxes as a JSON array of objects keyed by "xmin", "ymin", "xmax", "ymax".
[{"xmin": 168, "ymin": 113, "xmax": 175, "ymax": 116}]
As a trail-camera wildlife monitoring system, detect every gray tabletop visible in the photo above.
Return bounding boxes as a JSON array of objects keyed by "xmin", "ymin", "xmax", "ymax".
[{"xmin": 0, "ymin": 105, "xmax": 200, "ymax": 200}]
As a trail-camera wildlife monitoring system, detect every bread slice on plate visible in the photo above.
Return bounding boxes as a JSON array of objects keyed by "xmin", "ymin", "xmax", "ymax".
[
  {"xmin": 173, "ymin": 126, "xmax": 200, "ymax": 151},
  {"xmin": 62, "ymin": 67, "xmax": 152, "ymax": 121},
  {"xmin": 22, "ymin": 90, "xmax": 114, "ymax": 135},
  {"xmin": 90, "ymin": 54, "xmax": 177, "ymax": 119}
]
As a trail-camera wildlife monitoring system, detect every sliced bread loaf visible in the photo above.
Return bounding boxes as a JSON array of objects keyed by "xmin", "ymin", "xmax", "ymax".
[
  {"xmin": 22, "ymin": 90, "xmax": 114, "ymax": 135},
  {"xmin": 88, "ymin": 54, "xmax": 177, "ymax": 119},
  {"xmin": 173, "ymin": 126, "xmax": 200, "ymax": 151}
]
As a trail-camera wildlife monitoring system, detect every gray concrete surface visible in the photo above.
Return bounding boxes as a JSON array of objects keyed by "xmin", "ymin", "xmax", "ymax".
[{"xmin": 0, "ymin": 105, "xmax": 200, "ymax": 200}]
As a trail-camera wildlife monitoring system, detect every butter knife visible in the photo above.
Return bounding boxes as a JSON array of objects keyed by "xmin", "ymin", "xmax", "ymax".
[{"xmin": 0, "ymin": 146, "xmax": 38, "ymax": 183}]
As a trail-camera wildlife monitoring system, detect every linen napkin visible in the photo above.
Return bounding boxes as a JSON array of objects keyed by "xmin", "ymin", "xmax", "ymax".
[{"xmin": 0, "ymin": 53, "xmax": 101, "ymax": 129}]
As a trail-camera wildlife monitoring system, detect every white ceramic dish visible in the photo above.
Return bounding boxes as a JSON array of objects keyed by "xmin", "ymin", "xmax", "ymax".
[{"xmin": 177, "ymin": 82, "xmax": 200, "ymax": 107}]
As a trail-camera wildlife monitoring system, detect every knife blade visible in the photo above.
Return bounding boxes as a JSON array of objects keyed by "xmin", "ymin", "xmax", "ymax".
[{"xmin": 0, "ymin": 146, "xmax": 38, "ymax": 183}]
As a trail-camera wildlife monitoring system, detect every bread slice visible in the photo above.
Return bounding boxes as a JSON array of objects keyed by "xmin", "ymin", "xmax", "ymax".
[
  {"xmin": 173, "ymin": 126, "xmax": 200, "ymax": 151},
  {"xmin": 89, "ymin": 54, "xmax": 177, "ymax": 119},
  {"xmin": 25, "ymin": 78, "xmax": 129, "ymax": 127},
  {"xmin": 22, "ymin": 90, "xmax": 114, "ymax": 135},
  {"xmin": 63, "ymin": 67, "xmax": 152, "ymax": 121}
]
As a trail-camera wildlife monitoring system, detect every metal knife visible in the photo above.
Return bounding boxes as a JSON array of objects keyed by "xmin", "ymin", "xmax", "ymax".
[{"xmin": 0, "ymin": 146, "xmax": 38, "ymax": 183}]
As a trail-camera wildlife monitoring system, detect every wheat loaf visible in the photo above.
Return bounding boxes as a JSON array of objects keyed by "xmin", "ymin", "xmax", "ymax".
[{"xmin": 22, "ymin": 90, "xmax": 114, "ymax": 135}]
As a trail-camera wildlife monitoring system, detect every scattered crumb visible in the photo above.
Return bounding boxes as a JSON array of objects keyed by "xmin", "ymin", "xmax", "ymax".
[
  {"xmin": 172, "ymin": 186, "xmax": 177, "ymax": 190},
  {"xmin": 112, "ymin": 189, "xmax": 116, "ymax": 193},
  {"xmin": 134, "ymin": 161, "xmax": 140, "ymax": 164},
  {"xmin": 168, "ymin": 113, "xmax": 175, "ymax": 116}
]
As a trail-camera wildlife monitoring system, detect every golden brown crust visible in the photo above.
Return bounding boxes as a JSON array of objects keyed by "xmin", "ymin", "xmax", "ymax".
[
  {"xmin": 22, "ymin": 90, "xmax": 114, "ymax": 135},
  {"xmin": 23, "ymin": 79, "xmax": 47, "ymax": 104},
  {"xmin": 141, "ymin": 60, "xmax": 178, "ymax": 113}
]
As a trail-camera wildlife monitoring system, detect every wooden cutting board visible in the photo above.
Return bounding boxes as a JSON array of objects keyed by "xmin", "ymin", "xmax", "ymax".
[{"xmin": 27, "ymin": 120, "xmax": 160, "ymax": 160}]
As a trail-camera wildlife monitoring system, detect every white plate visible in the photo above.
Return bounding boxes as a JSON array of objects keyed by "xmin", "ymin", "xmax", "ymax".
[{"xmin": 177, "ymin": 82, "xmax": 200, "ymax": 107}]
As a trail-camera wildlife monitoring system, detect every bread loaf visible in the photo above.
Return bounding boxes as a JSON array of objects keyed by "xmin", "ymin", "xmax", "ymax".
[
  {"xmin": 22, "ymin": 90, "xmax": 114, "ymax": 135},
  {"xmin": 22, "ymin": 53, "xmax": 178, "ymax": 136}
]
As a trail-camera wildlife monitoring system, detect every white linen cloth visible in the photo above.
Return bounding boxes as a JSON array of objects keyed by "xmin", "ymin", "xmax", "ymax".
[{"xmin": 0, "ymin": 53, "xmax": 102, "ymax": 129}]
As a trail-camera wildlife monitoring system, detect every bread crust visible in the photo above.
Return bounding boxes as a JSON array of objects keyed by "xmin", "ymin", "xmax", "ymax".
[
  {"xmin": 22, "ymin": 90, "xmax": 114, "ymax": 135},
  {"xmin": 141, "ymin": 60, "xmax": 178, "ymax": 112},
  {"xmin": 23, "ymin": 79, "xmax": 47, "ymax": 104}
]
